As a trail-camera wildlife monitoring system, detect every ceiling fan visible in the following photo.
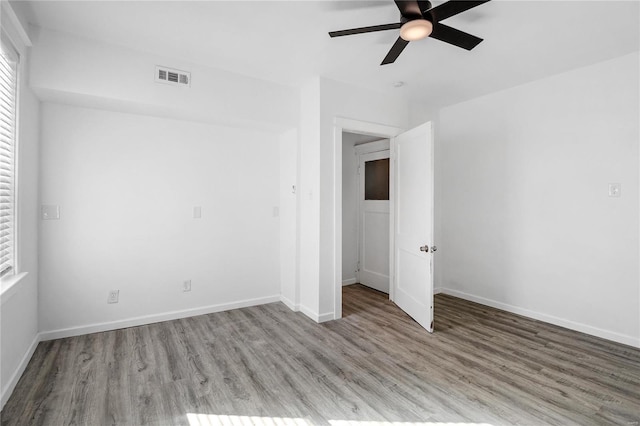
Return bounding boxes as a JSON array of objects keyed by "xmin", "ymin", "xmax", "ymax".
[{"xmin": 329, "ymin": 0, "xmax": 491, "ymax": 65}]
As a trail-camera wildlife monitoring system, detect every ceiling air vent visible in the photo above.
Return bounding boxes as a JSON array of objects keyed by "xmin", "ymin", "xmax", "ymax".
[{"xmin": 155, "ymin": 66, "xmax": 190, "ymax": 87}]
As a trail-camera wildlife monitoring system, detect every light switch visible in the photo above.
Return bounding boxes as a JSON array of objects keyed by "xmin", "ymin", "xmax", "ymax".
[
  {"xmin": 193, "ymin": 206, "xmax": 202, "ymax": 219},
  {"xmin": 42, "ymin": 205, "xmax": 60, "ymax": 220},
  {"xmin": 608, "ymin": 183, "xmax": 621, "ymax": 198}
]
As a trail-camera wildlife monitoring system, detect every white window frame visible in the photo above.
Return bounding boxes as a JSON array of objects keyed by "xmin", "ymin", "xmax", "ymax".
[
  {"xmin": 0, "ymin": 0, "xmax": 32, "ymax": 303},
  {"xmin": 0, "ymin": 33, "xmax": 20, "ymax": 278}
]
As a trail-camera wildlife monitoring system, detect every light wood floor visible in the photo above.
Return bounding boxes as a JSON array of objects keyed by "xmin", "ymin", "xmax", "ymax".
[{"xmin": 2, "ymin": 284, "xmax": 639, "ymax": 425}]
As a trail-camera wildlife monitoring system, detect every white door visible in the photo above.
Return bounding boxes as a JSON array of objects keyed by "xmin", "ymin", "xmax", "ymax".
[
  {"xmin": 391, "ymin": 122, "xmax": 435, "ymax": 332},
  {"xmin": 358, "ymin": 150, "xmax": 390, "ymax": 293}
]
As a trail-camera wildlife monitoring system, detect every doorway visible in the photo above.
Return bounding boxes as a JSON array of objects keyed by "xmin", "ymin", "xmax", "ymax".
[
  {"xmin": 342, "ymin": 134, "xmax": 391, "ymax": 294},
  {"xmin": 334, "ymin": 119, "xmax": 402, "ymax": 320}
]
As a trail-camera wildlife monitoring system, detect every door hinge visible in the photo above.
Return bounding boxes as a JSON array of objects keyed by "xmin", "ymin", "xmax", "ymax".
[
  {"xmin": 356, "ymin": 261, "xmax": 360, "ymax": 272},
  {"xmin": 357, "ymin": 165, "xmax": 361, "ymax": 175}
]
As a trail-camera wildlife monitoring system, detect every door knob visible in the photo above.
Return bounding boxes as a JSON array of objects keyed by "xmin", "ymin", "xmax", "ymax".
[{"xmin": 420, "ymin": 245, "xmax": 437, "ymax": 253}]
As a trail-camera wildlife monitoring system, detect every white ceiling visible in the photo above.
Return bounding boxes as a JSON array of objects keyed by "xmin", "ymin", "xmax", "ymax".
[{"xmin": 17, "ymin": 0, "xmax": 640, "ymax": 109}]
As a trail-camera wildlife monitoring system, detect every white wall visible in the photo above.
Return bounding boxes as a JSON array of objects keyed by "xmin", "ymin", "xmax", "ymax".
[
  {"xmin": 297, "ymin": 78, "xmax": 322, "ymax": 319},
  {"xmin": 438, "ymin": 52, "xmax": 640, "ymax": 347},
  {"xmin": 24, "ymin": 24, "xmax": 297, "ymax": 337},
  {"xmin": 38, "ymin": 103, "xmax": 281, "ymax": 335},
  {"xmin": 279, "ymin": 129, "xmax": 298, "ymax": 310},
  {"xmin": 29, "ymin": 27, "xmax": 298, "ymax": 132},
  {"xmin": 0, "ymin": 2, "xmax": 40, "ymax": 408}
]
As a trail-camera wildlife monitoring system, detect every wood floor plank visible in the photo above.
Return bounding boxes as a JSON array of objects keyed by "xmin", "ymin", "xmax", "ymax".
[{"xmin": 2, "ymin": 284, "xmax": 639, "ymax": 426}]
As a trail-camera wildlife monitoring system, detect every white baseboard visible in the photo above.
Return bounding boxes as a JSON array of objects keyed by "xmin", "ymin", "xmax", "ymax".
[
  {"xmin": 298, "ymin": 304, "xmax": 318, "ymax": 322},
  {"xmin": 298, "ymin": 304, "xmax": 335, "ymax": 323},
  {"xmin": 317, "ymin": 311, "xmax": 335, "ymax": 323},
  {"xmin": 280, "ymin": 295, "xmax": 299, "ymax": 312},
  {"xmin": 440, "ymin": 288, "xmax": 640, "ymax": 348},
  {"xmin": 342, "ymin": 278, "xmax": 357, "ymax": 286},
  {"xmin": 1, "ymin": 332, "xmax": 41, "ymax": 410},
  {"xmin": 434, "ymin": 286, "xmax": 444, "ymax": 294},
  {"xmin": 40, "ymin": 295, "xmax": 281, "ymax": 341}
]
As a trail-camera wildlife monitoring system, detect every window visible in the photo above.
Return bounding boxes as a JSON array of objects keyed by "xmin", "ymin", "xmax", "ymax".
[
  {"xmin": 364, "ymin": 158, "xmax": 390, "ymax": 200},
  {"xmin": 0, "ymin": 38, "xmax": 18, "ymax": 277}
]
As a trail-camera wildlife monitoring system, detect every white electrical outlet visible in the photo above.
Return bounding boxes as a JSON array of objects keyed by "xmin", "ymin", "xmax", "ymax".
[
  {"xmin": 42, "ymin": 205, "xmax": 60, "ymax": 220},
  {"xmin": 107, "ymin": 290, "xmax": 119, "ymax": 304},
  {"xmin": 608, "ymin": 183, "xmax": 621, "ymax": 198},
  {"xmin": 183, "ymin": 280, "xmax": 191, "ymax": 292}
]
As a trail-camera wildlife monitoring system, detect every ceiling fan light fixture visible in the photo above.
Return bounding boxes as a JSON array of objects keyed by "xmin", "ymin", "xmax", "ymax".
[{"xmin": 399, "ymin": 19, "xmax": 433, "ymax": 41}]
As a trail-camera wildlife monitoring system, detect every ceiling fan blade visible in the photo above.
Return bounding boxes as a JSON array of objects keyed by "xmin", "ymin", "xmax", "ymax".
[
  {"xmin": 428, "ymin": 1, "xmax": 490, "ymax": 22},
  {"xmin": 394, "ymin": 0, "xmax": 422, "ymax": 17},
  {"xmin": 329, "ymin": 22, "xmax": 402, "ymax": 37},
  {"xmin": 381, "ymin": 37, "xmax": 410, "ymax": 65},
  {"xmin": 429, "ymin": 23, "xmax": 483, "ymax": 50}
]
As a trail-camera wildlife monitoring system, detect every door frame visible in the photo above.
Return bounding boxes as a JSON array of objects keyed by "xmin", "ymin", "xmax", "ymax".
[{"xmin": 333, "ymin": 117, "xmax": 403, "ymax": 319}]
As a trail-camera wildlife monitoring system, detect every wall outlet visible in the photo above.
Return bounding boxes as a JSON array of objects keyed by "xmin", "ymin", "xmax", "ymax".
[
  {"xmin": 183, "ymin": 280, "xmax": 191, "ymax": 292},
  {"xmin": 608, "ymin": 183, "xmax": 621, "ymax": 198},
  {"xmin": 42, "ymin": 205, "xmax": 60, "ymax": 220},
  {"xmin": 107, "ymin": 290, "xmax": 119, "ymax": 304}
]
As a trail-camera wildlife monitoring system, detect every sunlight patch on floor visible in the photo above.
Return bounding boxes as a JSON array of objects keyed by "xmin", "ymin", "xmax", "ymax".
[
  {"xmin": 187, "ymin": 414, "xmax": 310, "ymax": 426},
  {"xmin": 330, "ymin": 422, "xmax": 493, "ymax": 426},
  {"xmin": 187, "ymin": 414, "xmax": 492, "ymax": 426}
]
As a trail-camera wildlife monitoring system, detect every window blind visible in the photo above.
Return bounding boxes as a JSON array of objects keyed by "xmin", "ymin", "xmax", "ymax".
[{"xmin": 0, "ymin": 39, "xmax": 18, "ymax": 277}]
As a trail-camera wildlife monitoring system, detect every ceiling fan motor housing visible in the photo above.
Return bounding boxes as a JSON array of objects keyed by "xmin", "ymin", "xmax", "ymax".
[
  {"xmin": 401, "ymin": 0, "xmax": 433, "ymax": 23},
  {"xmin": 419, "ymin": 1, "xmax": 434, "ymax": 19}
]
